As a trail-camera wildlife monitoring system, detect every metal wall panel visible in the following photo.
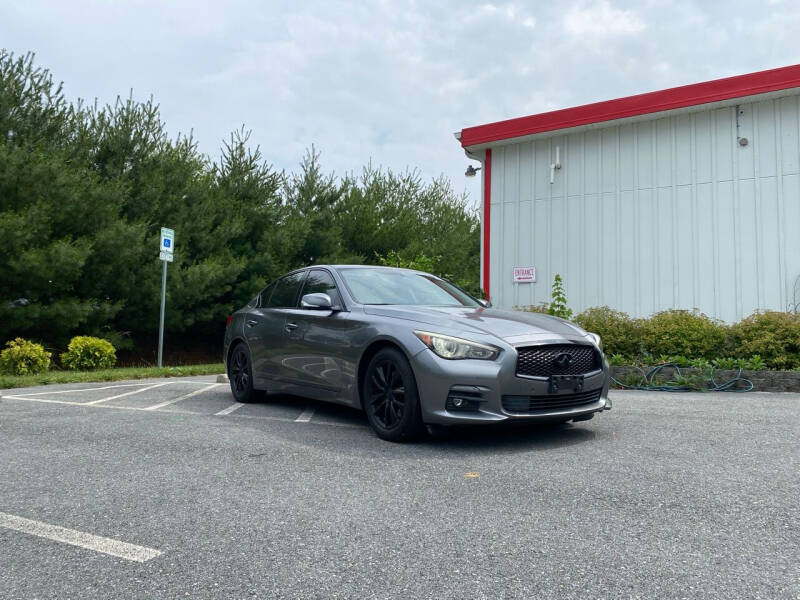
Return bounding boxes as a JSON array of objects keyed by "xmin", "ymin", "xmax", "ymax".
[{"xmin": 488, "ymin": 93, "xmax": 800, "ymax": 322}]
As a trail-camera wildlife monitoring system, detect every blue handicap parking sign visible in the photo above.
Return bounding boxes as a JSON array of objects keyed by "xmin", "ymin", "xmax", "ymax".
[{"xmin": 163, "ymin": 239, "xmax": 171, "ymax": 248}]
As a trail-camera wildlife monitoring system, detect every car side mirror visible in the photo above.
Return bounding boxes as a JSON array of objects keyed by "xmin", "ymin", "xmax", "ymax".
[
  {"xmin": 300, "ymin": 292, "xmax": 333, "ymax": 310},
  {"xmin": 477, "ymin": 298, "xmax": 492, "ymax": 308}
]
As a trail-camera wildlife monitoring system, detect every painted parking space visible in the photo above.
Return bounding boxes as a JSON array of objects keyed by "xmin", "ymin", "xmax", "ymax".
[
  {"xmin": 2, "ymin": 376, "xmax": 369, "ymax": 428},
  {"xmin": 308, "ymin": 401, "xmax": 369, "ymax": 427},
  {"xmin": 233, "ymin": 397, "xmax": 307, "ymax": 420},
  {"xmin": 96, "ymin": 381, "xmax": 215, "ymax": 409},
  {"xmin": 5, "ymin": 382, "xmax": 163, "ymax": 404}
]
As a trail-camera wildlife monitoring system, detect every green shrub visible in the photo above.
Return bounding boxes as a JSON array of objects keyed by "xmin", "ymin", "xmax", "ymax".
[
  {"xmin": 0, "ymin": 338, "xmax": 52, "ymax": 375},
  {"xmin": 548, "ymin": 274, "xmax": 572, "ymax": 320},
  {"xmin": 574, "ymin": 306, "xmax": 641, "ymax": 358},
  {"xmin": 688, "ymin": 357, "xmax": 712, "ymax": 370},
  {"xmin": 521, "ymin": 305, "xmax": 799, "ymax": 370},
  {"xmin": 61, "ymin": 336, "xmax": 117, "ymax": 371},
  {"xmin": 639, "ymin": 310, "xmax": 727, "ymax": 360},
  {"xmin": 712, "ymin": 357, "xmax": 746, "ymax": 370},
  {"xmin": 608, "ymin": 353, "xmax": 627, "ymax": 366},
  {"xmin": 639, "ymin": 354, "xmax": 700, "ymax": 367},
  {"xmin": 662, "ymin": 355, "xmax": 691, "ymax": 366},
  {"xmin": 728, "ymin": 311, "xmax": 800, "ymax": 370}
]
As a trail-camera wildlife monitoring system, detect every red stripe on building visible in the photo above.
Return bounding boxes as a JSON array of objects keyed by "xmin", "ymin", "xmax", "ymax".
[
  {"xmin": 482, "ymin": 148, "xmax": 491, "ymax": 299},
  {"xmin": 460, "ymin": 64, "xmax": 800, "ymax": 148}
]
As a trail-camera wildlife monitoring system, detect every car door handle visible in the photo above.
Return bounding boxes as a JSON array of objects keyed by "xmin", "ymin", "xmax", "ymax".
[
  {"xmin": 285, "ymin": 322, "xmax": 298, "ymax": 332},
  {"xmin": 246, "ymin": 320, "xmax": 258, "ymax": 328}
]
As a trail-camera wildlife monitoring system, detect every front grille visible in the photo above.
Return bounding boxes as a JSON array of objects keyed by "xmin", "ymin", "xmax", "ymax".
[
  {"xmin": 502, "ymin": 388, "xmax": 602, "ymax": 413},
  {"xmin": 516, "ymin": 344, "xmax": 600, "ymax": 377}
]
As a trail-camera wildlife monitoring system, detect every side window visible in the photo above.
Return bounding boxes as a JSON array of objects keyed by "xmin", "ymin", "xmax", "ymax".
[
  {"xmin": 266, "ymin": 272, "xmax": 307, "ymax": 308},
  {"xmin": 254, "ymin": 281, "xmax": 276, "ymax": 308},
  {"xmin": 301, "ymin": 270, "xmax": 342, "ymax": 308}
]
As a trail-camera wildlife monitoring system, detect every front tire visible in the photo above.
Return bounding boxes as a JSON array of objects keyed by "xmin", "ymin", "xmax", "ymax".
[
  {"xmin": 228, "ymin": 343, "xmax": 261, "ymax": 403},
  {"xmin": 363, "ymin": 348, "xmax": 424, "ymax": 442}
]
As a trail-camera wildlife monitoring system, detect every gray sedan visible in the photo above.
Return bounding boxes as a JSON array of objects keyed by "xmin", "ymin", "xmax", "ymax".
[{"xmin": 223, "ymin": 265, "xmax": 611, "ymax": 441}]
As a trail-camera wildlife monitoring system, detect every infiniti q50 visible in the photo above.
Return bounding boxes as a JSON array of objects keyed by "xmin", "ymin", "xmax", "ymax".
[{"xmin": 223, "ymin": 265, "xmax": 611, "ymax": 441}]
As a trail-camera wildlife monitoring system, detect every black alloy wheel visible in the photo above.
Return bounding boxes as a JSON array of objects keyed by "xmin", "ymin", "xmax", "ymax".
[
  {"xmin": 228, "ymin": 344, "xmax": 258, "ymax": 402},
  {"xmin": 370, "ymin": 360, "xmax": 405, "ymax": 428},
  {"xmin": 363, "ymin": 348, "xmax": 423, "ymax": 442}
]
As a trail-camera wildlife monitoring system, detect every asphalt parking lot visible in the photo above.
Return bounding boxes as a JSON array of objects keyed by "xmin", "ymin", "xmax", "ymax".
[{"xmin": 1, "ymin": 378, "xmax": 798, "ymax": 599}]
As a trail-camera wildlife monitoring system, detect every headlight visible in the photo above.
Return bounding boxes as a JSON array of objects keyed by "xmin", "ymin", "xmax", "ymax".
[
  {"xmin": 587, "ymin": 332, "xmax": 603, "ymax": 350},
  {"xmin": 414, "ymin": 331, "xmax": 500, "ymax": 360}
]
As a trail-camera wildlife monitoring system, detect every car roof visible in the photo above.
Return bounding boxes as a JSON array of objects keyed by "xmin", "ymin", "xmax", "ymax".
[
  {"xmin": 303, "ymin": 264, "xmax": 424, "ymax": 273},
  {"xmin": 279, "ymin": 265, "xmax": 427, "ymax": 281}
]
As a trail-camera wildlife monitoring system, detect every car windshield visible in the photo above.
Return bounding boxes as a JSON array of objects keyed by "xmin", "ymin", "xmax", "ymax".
[{"xmin": 338, "ymin": 268, "xmax": 480, "ymax": 307}]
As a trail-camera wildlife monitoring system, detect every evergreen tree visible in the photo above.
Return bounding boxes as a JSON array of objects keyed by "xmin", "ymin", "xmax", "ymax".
[{"xmin": 0, "ymin": 50, "xmax": 480, "ymax": 360}]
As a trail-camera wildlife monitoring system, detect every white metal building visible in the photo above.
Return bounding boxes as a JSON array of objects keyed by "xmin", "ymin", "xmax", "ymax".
[{"xmin": 457, "ymin": 65, "xmax": 800, "ymax": 322}]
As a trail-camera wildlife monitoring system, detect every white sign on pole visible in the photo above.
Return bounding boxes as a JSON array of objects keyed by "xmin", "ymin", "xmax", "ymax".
[
  {"xmin": 157, "ymin": 227, "xmax": 175, "ymax": 367},
  {"xmin": 160, "ymin": 227, "xmax": 175, "ymax": 257},
  {"xmin": 513, "ymin": 266, "xmax": 537, "ymax": 283}
]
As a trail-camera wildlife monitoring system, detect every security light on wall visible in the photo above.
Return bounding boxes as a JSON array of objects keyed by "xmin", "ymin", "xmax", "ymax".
[
  {"xmin": 550, "ymin": 145, "xmax": 562, "ymax": 184},
  {"xmin": 465, "ymin": 165, "xmax": 481, "ymax": 177}
]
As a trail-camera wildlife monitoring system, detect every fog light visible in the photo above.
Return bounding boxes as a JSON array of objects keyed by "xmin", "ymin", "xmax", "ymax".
[{"xmin": 446, "ymin": 387, "xmax": 484, "ymax": 411}]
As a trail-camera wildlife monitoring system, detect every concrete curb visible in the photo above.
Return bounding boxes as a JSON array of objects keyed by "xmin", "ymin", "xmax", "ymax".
[{"xmin": 216, "ymin": 374, "xmax": 229, "ymax": 384}]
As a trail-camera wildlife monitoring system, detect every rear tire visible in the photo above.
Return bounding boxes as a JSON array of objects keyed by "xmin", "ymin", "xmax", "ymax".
[
  {"xmin": 227, "ymin": 343, "xmax": 261, "ymax": 403},
  {"xmin": 363, "ymin": 348, "xmax": 424, "ymax": 442}
]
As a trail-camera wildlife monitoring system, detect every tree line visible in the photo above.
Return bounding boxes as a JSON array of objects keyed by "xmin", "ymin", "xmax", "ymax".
[{"xmin": 0, "ymin": 52, "xmax": 480, "ymax": 361}]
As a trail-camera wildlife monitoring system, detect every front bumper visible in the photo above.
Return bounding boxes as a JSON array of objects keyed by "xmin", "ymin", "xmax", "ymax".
[{"xmin": 411, "ymin": 344, "xmax": 611, "ymax": 426}]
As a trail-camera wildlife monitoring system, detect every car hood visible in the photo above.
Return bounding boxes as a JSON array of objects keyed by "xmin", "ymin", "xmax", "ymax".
[{"xmin": 363, "ymin": 305, "xmax": 587, "ymax": 342}]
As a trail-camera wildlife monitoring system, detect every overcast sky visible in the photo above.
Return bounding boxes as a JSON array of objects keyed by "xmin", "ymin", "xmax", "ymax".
[{"xmin": 4, "ymin": 0, "xmax": 800, "ymax": 205}]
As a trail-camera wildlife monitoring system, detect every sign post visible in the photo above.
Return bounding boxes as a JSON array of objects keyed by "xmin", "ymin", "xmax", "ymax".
[{"xmin": 157, "ymin": 227, "xmax": 175, "ymax": 368}]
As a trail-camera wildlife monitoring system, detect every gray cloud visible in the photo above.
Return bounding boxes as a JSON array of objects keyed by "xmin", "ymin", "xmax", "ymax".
[{"xmin": 3, "ymin": 0, "xmax": 800, "ymax": 206}]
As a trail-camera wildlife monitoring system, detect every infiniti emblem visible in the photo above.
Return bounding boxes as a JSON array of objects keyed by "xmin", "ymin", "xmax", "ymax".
[{"xmin": 553, "ymin": 352, "xmax": 574, "ymax": 370}]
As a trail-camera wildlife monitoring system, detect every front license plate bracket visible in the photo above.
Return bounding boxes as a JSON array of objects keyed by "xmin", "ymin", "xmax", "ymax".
[{"xmin": 548, "ymin": 375, "xmax": 584, "ymax": 394}]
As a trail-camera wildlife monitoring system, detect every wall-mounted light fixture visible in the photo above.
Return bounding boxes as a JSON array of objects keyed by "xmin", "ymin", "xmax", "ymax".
[
  {"xmin": 465, "ymin": 165, "xmax": 482, "ymax": 177},
  {"xmin": 550, "ymin": 145, "xmax": 562, "ymax": 184}
]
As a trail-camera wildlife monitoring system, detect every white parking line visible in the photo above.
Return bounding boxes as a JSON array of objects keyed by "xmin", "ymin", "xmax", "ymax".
[
  {"xmin": 215, "ymin": 402, "xmax": 245, "ymax": 416},
  {"xmin": 3, "ymin": 394, "xmax": 367, "ymax": 428},
  {"xmin": 84, "ymin": 382, "xmax": 173, "ymax": 405},
  {"xmin": 0, "ymin": 511, "xmax": 162, "ymax": 562},
  {"xmin": 3, "ymin": 395, "xmax": 91, "ymax": 406},
  {"xmin": 295, "ymin": 407, "xmax": 316, "ymax": 422},
  {"xmin": 9, "ymin": 382, "xmax": 152, "ymax": 397},
  {"xmin": 145, "ymin": 383, "xmax": 222, "ymax": 410},
  {"xmin": 6, "ymin": 379, "xmax": 218, "ymax": 398}
]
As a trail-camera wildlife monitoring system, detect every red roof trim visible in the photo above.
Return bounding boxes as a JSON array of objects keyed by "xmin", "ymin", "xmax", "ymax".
[{"xmin": 461, "ymin": 64, "xmax": 800, "ymax": 148}]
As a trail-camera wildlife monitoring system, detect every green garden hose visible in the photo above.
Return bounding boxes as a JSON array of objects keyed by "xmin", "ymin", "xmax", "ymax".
[{"xmin": 611, "ymin": 363, "xmax": 754, "ymax": 393}]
